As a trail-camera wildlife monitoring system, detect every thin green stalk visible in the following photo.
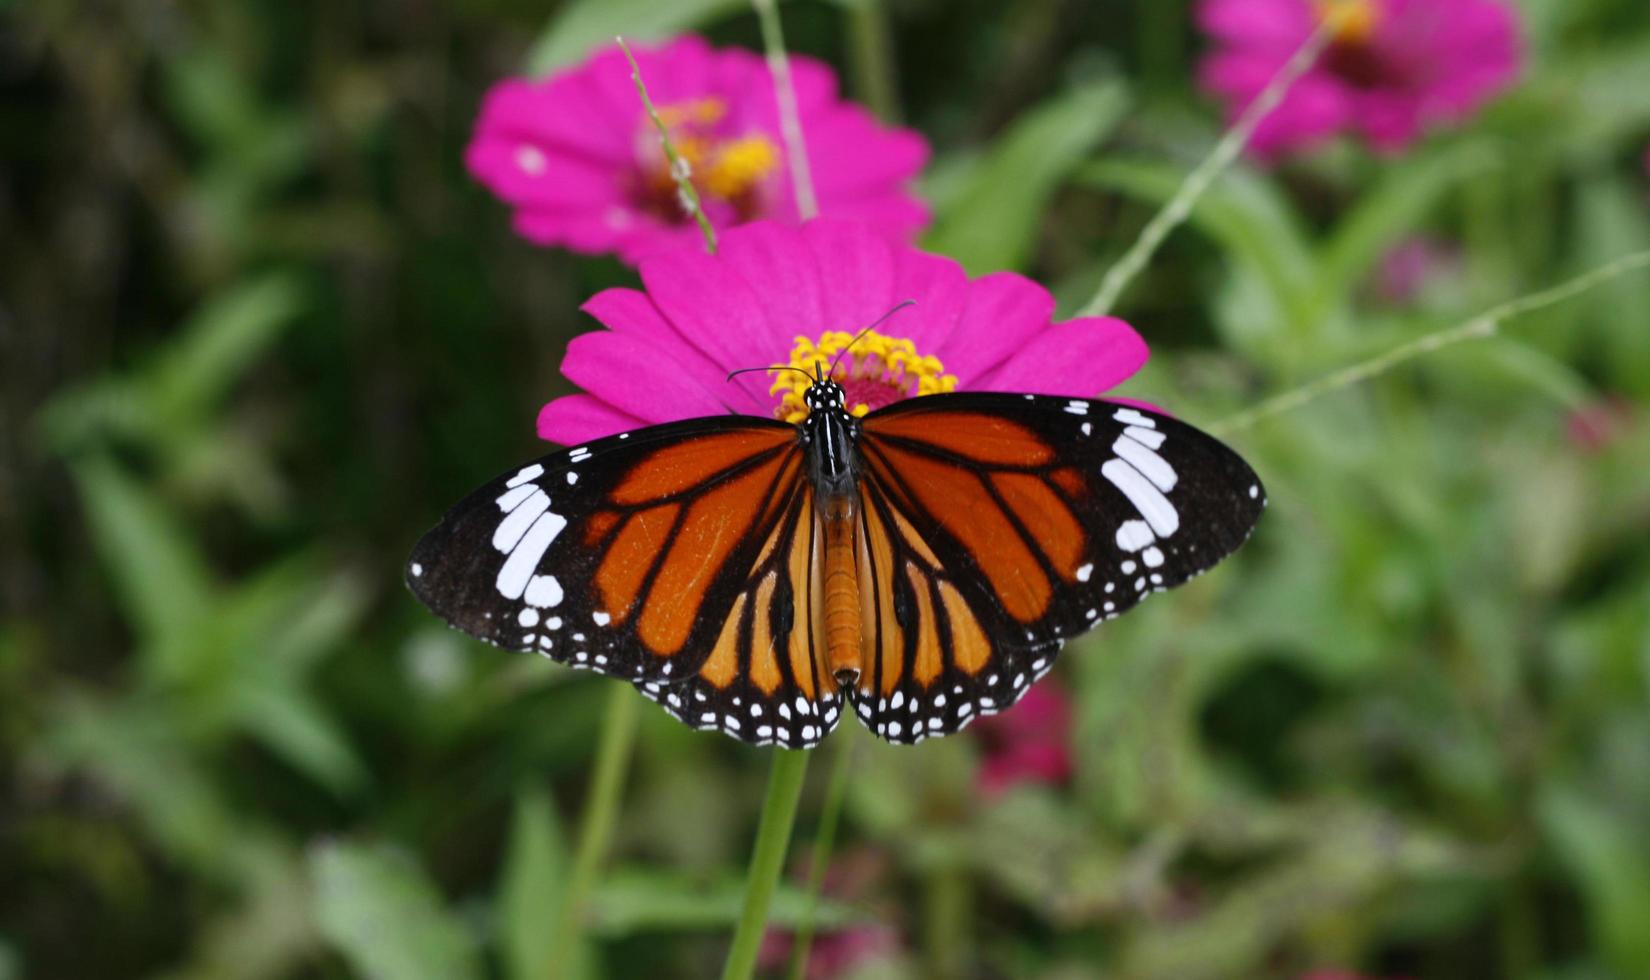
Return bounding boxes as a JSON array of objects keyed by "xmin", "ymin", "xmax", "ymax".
[
  {"xmin": 752, "ymin": 0, "xmax": 820, "ymax": 218},
  {"xmin": 786, "ymin": 727, "xmax": 856, "ymax": 980},
  {"xmin": 923, "ymin": 860, "xmax": 970, "ymax": 977},
  {"xmin": 618, "ymin": 37, "xmax": 718, "ymax": 254},
  {"xmin": 842, "ymin": 0, "xmax": 901, "ymax": 123},
  {"xmin": 722, "ymin": 749, "xmax": 812, "ymax": 980},
  {"xmin": 1078, "ymin": 20, "xmax": 1335, "ymax": 318},
  {"xmin": 548, "ymin": 683, "xmax": 639, "ymax": 979},
  {"xmin": 1211, "ymin": 249, "xmax": 1650, "ymax": 436}
]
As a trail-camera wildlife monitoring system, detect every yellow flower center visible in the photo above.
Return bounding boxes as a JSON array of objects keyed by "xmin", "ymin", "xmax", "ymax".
[
  {"xmin": 770, "ymin": 329, "xmax": 958, "ymax": 424},
  {"xmin": 646, "ymin": 98, "xmax": 782, "ymax": 210},
  {"xmin": 1315, "ymin": 0, "xmax": 1379, "ymax": 45}
]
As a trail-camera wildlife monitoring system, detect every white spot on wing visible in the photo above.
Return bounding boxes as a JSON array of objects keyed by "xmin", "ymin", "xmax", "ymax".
[
  {"xmin": 410, "ymin": 563, "xmax": 423, "ymax": 577},
  {"xmin": 1112, "ymin": 408, "xmax": 1156, "ymax": 429},
  {"xmin": 495, "ymin": 483, "xmax": 537, "ymax": 512},
  {"xmin": 1142, "ymin": 546, "xmax": 1165, "ymax": 568},
  {"xmin": 497, "ymin": 515, "xmax": 563, "ymax": 599},
  {"xmin": 493, "ymin": 489, "xmax": 550, "ymax": 551},
  {"xmin": 593, "ymin": 611, "xmax": 611, "ymax": 626},
  {"xmin": 506, "ymin": 464, "xmax": 544, "ymax": 488},
  {"xmin": 518, "ymin": 608, "xmax": 539, "ymax": 627},
  {"xmin": 1076, "ymin": 563, "xmax": 1093, "ymax": 582},
  {"xmin": 524, "ymin": 573, "xmax": 563, "ymax": 608},
  {"xmin": 1115, "ymin": 519, "xmax": 1154, "ymax": 552},
  {"xmin": 1124, "ymin": 426, "xmax": 1165, "ymax": 450},
  {"xmin": 1112, "ymin": 436, "xmax": 1177, "ymax": 492},
  {"xmin": 1102, "ymin": 459, "xmax": 1179, "ymax": 537}
]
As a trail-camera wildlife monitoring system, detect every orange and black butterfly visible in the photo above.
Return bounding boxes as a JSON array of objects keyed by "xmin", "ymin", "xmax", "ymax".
[{"xmin": 408, "ymin": 375, "xmax": 1264, "ymax": 748}]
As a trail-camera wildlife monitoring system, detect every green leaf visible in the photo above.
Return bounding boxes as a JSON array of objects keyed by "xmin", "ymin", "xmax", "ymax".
[
  {"xmin": 923, "ymin": 78, "xmax": 1129, "ymax": 275},
  {"xmin": 1076, "ymin": 158, "xmax": 1320, "ymax": 347},
  {"xmin": 310, "ymin": 841, "xmax": 484, "ymax": 980},
  {"xmin": 588, "ymin": 869, "xmax": 865, "ymax": 935},
  {"xmin": 1317, "ymin": 142, "xmax": 1497, "ymax": 311},
  {"xmin": 527, "ymin": 0, "xmax": 750, "ymax": 76},
  {"xmin": 1539, "ymin": 784, "xmax": 1650, "ymax": 976},
  {"xmin": 234, "ymin": 681, "xmax": 367, "ymax": 795},
  {"xmin": 147, "ymin": 273, "xmax": 308, "ymax": 427},
  {"xmin": 499, "ymin": 787, "xmax": 580, "ymax": 980},
  {"xmin": 69, "ymin": 455, "xmax": 214, "ymax": 653}
]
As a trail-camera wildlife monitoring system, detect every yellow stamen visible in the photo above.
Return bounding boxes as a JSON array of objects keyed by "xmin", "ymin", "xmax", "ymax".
[
  {"xmin": 770, "ymin": 329, "xmax": 958, "ymax": 424},
  {"xmin": 656, "ymin": 97, "xmax": 728, "ymax": 128},
  {"xmin": 703, "ymin": 136, "xmax": 781, "ymax": 200},
  {"xmin": 1315, "ymin": 0, "xmax": 1379, "ymax": 45},
  {"xmin": 646, "ymin": 99, "xmax": 782, "ymax": 206}
]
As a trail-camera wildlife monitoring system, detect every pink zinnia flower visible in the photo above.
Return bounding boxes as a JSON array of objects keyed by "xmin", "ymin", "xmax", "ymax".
[
  {"xmin": 971, "ymin": 681, "xmax": 1074, "ymax": 797},
  {"xmin": 1197, "ymin": 0, "xmax": 1522, "ymax": 157},
  {"xmin": 535, "ymin": 218, "xmax": 1149, "ymax": 444},
  {"xmin": 1372, "ymin": 236, "xmax": 1460, "ymax": 305},
  {"xmin": 466, "ymin": 37, "xmax": 930, "ymax": 263},
  {"xmin": 758, "ymin": 849, "xmax": 902, "ymax": 980},
  {"xmin": 1566, "ymin": 396, "xmax": 1635, "ymax": 454}
]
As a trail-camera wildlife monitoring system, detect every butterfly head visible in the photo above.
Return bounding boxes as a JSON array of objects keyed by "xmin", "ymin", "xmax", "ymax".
[{"xmin": 803, "ymin": 374, "xmax": 848, "ymax": 416}]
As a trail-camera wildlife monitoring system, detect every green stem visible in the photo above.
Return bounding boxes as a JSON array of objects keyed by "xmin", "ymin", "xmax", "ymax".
[
  {"xmin": 752, "ymin": 0, "xmax": 820, "ymax": 218},
  {"xmin": 548, "ymin": 683, "xmax": 638, "ymax": 979},
  {"xmin": 722, "ymin": 749, "xmax": 812, "ymax": 980},
  {"xmin": 618, "ymin": 37, "xmax": 719, "ymax": 254},
  {"xmin": 1210, "ymin": 249, "xmax": 1650, "ymax": 437},
  {"xmin": 843, "ymin": 0, "xmax": 901, "ymax": 123},
  {"xmin": 1078, "ymin": 20, "xmax": 1334, "ymax": 318},
  {"xmin": 923, "ymin": 859, "xmax": 970, "ymax": 977},
  {"xmin": 786, "ymin": 727, "xmax": 856, "ymax": 980}
]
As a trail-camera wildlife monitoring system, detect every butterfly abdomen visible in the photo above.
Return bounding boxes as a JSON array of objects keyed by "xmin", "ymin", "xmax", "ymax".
[{"xmin": 821, "ymin": 495, "xmax": 862, "ymax": 685}]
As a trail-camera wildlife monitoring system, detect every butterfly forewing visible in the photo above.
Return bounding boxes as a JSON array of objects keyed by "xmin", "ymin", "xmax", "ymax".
[
  {"xmin": 408, "ymin": 417, "xmax": 845, "ymax": 747},
  {"xmin": 850, "ymin": 394, "xmax": 1265, "ymax": 743}
]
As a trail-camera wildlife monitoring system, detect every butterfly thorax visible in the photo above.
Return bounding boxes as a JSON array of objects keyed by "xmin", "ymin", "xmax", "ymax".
[{"xmin": 798, "ymin": 377, "xmax": 865, "ymax": 687}]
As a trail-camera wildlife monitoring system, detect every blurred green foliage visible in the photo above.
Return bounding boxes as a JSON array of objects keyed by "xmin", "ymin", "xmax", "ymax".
[{"xmin": 4, "ymin": 1, "xmax": 1650, "ymax": 978}]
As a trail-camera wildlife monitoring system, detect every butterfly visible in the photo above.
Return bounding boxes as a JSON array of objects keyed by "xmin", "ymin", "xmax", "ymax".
[{"xmin": 407, "ymin": 375, "xmax": 1264, "ymax": 749}]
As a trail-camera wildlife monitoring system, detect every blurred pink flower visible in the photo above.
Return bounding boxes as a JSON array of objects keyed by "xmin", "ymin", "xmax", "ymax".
[
  {"xmin": 466, "ymin": 36, "xmax": 929, "ymax": 264},
  {"xmin": 972, "ymin": 681, "xmax": 1074, "ymax": 797},
  {"xmin": 1566, "ymin": 396, "xmax": 1634, "ymax": 453},
  {"xmin": 537, "ymin": 218, "xmax": 1149, "ymax": 445},
  {"xmin": 758, "ymin": 849, "xmax": 902, "ymax": 980},
  {"xmin": 1373, "ymin": 236, "xmax": 1460, "ymax": 305},
  {"xmin": 1197, "ymin": 0, "xmax": 1522, "ymax": 157}
]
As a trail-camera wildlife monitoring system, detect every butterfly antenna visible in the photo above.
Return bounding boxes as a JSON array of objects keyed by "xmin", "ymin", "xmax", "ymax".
[
  {"xmin": 827, "ymin": 299, "xmax": 917, "ymax": 378},
  {"xmin": 726, "ymin": 364, "xmax": 817, "ymax": 384}
]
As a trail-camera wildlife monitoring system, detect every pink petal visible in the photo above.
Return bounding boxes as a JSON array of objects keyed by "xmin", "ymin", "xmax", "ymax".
[
  {"xmin": 802, "ymin": 219, "xmax": 897, "ymax": 335},
  {"xmin": 886, "ymin": 245, "xmax": 968, "ymax": 354},
  {"xmin": 560, "ymin": 330, "xmax": 738, "ymax": 424},
  {"xmin": 934, "ymin": 272, "xmax": 1056, "ymax": 384},
  {"xmin": 637, "ymin": 246, "xmax": 789, "ymax": 404},
  {"xmin": 537, "ymin": 394, "xmax": 647, "ymax": 445},
  {"xmin": 1196, "ymin": 0, "xmax": 1313, "ymax": 46},
  {"xmin": 803, "ymin": 108, "xmax": 930, "ymax": 193},
  {"xmin": 975, "ymin": 317, "xmax": 1149, "ymax": 396},
  {"xmin": 718, "ymin": 222, "xmax": 828, "ymax": 342},
  {"xmin": 581, "ymin": 288, "xmax": 768, "ymax": 413}
]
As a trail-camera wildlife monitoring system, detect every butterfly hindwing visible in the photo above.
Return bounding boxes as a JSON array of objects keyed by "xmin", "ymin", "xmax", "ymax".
[{"xmin": 851, "ymin": 393, "xmax": 1265, "ymax": 743}]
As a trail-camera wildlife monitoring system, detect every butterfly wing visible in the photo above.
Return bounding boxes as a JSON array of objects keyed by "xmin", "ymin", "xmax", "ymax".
[
  {"xmin": 408, "ymin": 416, "xmax": 843, "ymax": 747},
  {"xmin": 853, "ymin": 394, "xmax": 1265, "ymax": 743}
]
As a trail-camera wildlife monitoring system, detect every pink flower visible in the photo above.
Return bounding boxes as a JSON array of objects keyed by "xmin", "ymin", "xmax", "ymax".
[
  {"xmin": 1372, "ymin": 236, "xmax": 1460, "ymax": 305},
  {"xmin": 1566, "ymin": 396, "xmax": 1635, "ymax": 454},
  {"xmin": 758, "ymin": 849, "xmax": 902, "ymax": 980},
  {"xmin": 465, "ymin": 36, "xmax": 929, "ymax": 264},
  {"xmin": 1197, "ymin": 0, "xmax": 1522, "ymax": 157},
  {"xmin": 971, "ymin": 681, "xmax": 1074, "ymax": 797},
  {"xmin": 537, "ymin": 218, "xmax": 1149, "ymax": 444}
]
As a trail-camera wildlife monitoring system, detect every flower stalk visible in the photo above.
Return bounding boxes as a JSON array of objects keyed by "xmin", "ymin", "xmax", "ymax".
[
  {"xmin": 721, "ymin": 749, "xmax": 812, "ymax": 980},
  {"xmin": 548, "ymin": 682, "xmax": 638, "ymax": 979},
  {"xmin": 618, "ymin": 37, "xmax": 719, "ymax": 254},
  {"xmin": 786, "ymin": 726, "xmax": 857, "ymax": 980},
  {"xmin": 1079, "ymin": 19, "xmax": 1335, "ymax": 318},
  {"xmin": 753, "ymin": 0, "xmax": 820, "ymax": 219},
  {"xmin": 1212, "ymin": 249, "xmax": 1650, "ymax": 436}
]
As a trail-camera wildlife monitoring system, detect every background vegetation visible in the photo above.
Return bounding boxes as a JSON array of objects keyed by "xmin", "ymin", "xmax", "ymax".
[{"xmin": 4, "ymin": 1, "xmax": 1650, "ymax": 977}]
